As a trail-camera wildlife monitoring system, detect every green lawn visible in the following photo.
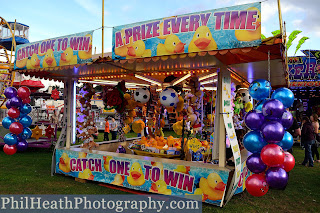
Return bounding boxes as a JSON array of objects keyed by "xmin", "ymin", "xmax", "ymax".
[{"xmin": 1, "ymin": 127, "xmax": 320, "ymax": 212}]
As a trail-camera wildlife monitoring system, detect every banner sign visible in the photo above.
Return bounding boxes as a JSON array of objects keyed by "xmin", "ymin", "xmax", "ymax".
[
  {"xmin": 112, "ymin": 2, "xmax": 261, "ymax": 59},
  {"xmin": 221, "ymin": 71, "xmax": 242, "ymax": 199},
  {"xmin": 288, "ymin": 50, "xmax": 320, "ymax": 85},
  {"xmin": 14, "ymin": 31, "xmax": 93, "ymax": 70},
  {"xmin": 56, "ymin": 149, "xmax": 229, "ymax": 206}
]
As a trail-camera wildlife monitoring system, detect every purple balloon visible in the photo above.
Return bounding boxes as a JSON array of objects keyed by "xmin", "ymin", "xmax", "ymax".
[
  {"xmin": 4, "ymin": 87, "xmax": 17, "ymax": 99},
  {"xmin": 6, "ymin": 99, "xmax": 12, "ymax": 109},
  {"xmin": 245, "ymin": 110, "xmax": 265, "ymax": 130},
  {"xmin": 261, "ymin": 121, "xmax": 285, "ymax": 143},
  {"xmin": 10, "ymin": 96, "xmax": 23, "ymax": 108},
  {"xmin": 281, "ymin": 111, "xmax": 293, "ymax": 130},
  {"xmin": 266, "ymin": 167, "xmax": 288, "ymax": 189},
  {"xmin": 247, "ymin": 153, "xmax": 267, "ymax": 173},
  {"xmin": 16, "ymin": 140, "xmax": 28, "ymax": 152},
  {"xmin": 262, "ymin": 99, "xmax": 285, "ymax": 120}
]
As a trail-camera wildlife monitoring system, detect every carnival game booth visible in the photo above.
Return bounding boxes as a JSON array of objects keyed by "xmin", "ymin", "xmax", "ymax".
[{"xmin": 13, "ymin": 2, "xmax": 287, "ymax": 207}]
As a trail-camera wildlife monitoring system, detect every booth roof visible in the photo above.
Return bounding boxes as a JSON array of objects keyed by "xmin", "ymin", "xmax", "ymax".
[{"xmin": 15, "ymin": 35, "xmax": 287, "ymax": 87}]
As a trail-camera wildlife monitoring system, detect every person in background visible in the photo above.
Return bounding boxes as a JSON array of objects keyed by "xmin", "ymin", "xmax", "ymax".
[
  {"xmin": 51, "ymin": 109, "xmax": 59, "ymax": 125},
  {"xmin": 301, "ymin": 116, "xmax": 315, "ymax": 167},
  {"xmin": 104, "ymin": 117, "xmax": 110, "ymax": 141},
  {"xmin": 310, "ymin": 113, "xmax": 320, "ymax": 162},
  {"xmin": 41, "ymin": 100, "xmax": 47, "ymax": 119},
  {"xmin": 110, "ymin": 117, "xmax": 118, "ymax": 140},
  {"xmin": 287, "ymin": 114, "xmax": 301, "ymax": 153}
]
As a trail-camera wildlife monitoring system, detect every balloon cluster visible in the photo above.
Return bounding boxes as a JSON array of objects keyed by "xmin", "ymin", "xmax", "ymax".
[
  {"xmin": 244, "ymin": 79, "xmax": 295, "ymax": 197},
  {"xmin": 2, "ymin": 87, "xmax": 32, "ymax": 155}
]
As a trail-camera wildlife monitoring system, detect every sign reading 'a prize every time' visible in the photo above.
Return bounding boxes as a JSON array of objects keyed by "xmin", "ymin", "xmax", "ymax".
[{"xmin": 112, "ymin": 2, "xmax": 261, "ymax": 59}]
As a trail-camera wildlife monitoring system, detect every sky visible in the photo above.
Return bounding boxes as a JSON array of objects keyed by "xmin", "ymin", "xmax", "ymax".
[{"xmin": 2, "ymin": 0, "xmax": 320, "ymax": 88}]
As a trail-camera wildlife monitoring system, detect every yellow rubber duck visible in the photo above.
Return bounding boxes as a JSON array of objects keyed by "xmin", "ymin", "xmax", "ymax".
[
  {"xmin": 188, "ymin": 26, "xmax": 217, "ymax": 52},
  {"xmin": 149, "ymin": 180, "xmax": 172, "ymax": 195},
  {"xmin": 15, "ymin": 58, "xmax": 28, "ymax": 68},
  {"xmin": 26, "ymin": 53, "xmax": 40, "ymax": 69},
  {"xmin": 235, "ymin": 7, "xmax": 261, "ymax": 41},
  {"xmin": 114, "ymin": 29, "xmax": 133, "ymax": 57},
  {"xmin": 174, "ymin": 165, "xmax": 190, "ymax": 174},
  {"xmin": 42, "ymin": 49, "xmax": 57, "ymax": 68},
  {"xmin": 103, "ymin": 156, "xmax": 113, "ymax": 172},
  {"xmin": 111, "ymin": 174, "xmax": 125, "ymax": 186},
  {"xmin": 78, "ymin": 152, "xmax": 87, "ymax": 158},
  {"xmin": 78, "ymin": 34, "xmax": 92, "ymax": 59},
  {"xmin": 60, "ymin": 47, "xmax": 77, "ymax": 66},
  {"xmin": 151, "ymin": 161, "xmax": 164, "ymax": 180},
  {"xmin": 78, "ymin": 168, "xmax": 94, "ymax": 180},
  {"xmin": 126, "ymin": 40, "xmax": 151, "ymax": 59},
  {"xmin": 59, "ymin": 152, "xmax": 71, "ymax": 173},
  {"xmin": 157, "ymin": 34, "xmax": 185, "ymax": 56},
  {"xmin": 199, "ymin": 173, "xmax": 226, "ymax": 200},
  {"xmin": 127, "ymin": 162, "xmax": 145, "ymax": 186}
]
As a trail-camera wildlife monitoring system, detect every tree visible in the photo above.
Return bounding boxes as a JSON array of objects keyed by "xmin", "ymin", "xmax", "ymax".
[{"xmin": 262, "ymin": 30, "xmax": 309, "ymax": 55}]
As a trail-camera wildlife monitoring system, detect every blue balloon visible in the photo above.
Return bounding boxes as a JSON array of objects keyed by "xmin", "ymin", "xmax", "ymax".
[
  {"xmin": 19, "ymin": 115, "xmax": 33, "ymax": 127},
  {"xmin": 243, "ymin": 131, "xmax": 268, "ymax": 153},
  {"xmin": 249, "ymin": 79, "xmax": 271, "ymax": 101},
  {"xmin": 18, "ymin": 112, "xmax": 28, "ymax": 119},
  {"xmin": 254, "ymin": 99, "xmax": 267, "ymax": 111},
  {"xmin": 2, "ymin": 117, "xmax": 15, "ymax": 129},
  {"xmin": 4, "ymin": 133, "xmax": 18, "ymax": 145},
  {"xmin": 271, "ymin": 87, "xmax": 294, "ymax": 108},
  {"xmin": 20, "ymin": 103, "xmax": 32, "ymax": 114},
  {"xmin": 19, "ymin": 127, "xmax": 32, "ymax": 139},
  {"xmin": 277, "ymin": 131, "xmax": 294, "ymax": 150}
]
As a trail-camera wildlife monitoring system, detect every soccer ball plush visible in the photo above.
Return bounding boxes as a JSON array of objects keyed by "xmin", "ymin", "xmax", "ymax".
[
  {"xmin": 160, "ymin": 88, "xmax": 179, "ymax": 107},
  {"xmin": 134, "ymin": 87, "xmax": 150, "ymax": 104},
  {"xmin": 238, "ymin": 88, "xmax": 252, "ymax": 105}
]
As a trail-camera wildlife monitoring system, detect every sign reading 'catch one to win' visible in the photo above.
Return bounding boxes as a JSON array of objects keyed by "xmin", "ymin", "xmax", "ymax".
[
  {"xmin": 112, "ymin": 2, "xmax": 261, "ymax": 59},
  {"xmin": 14, "ymin": 31, "xmax": 93, "ymax": 70}
]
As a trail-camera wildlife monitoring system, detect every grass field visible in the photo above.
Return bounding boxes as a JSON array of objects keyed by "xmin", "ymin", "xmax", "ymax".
[{"xmin": 1, "ymin": 128, "xmax": 320, "ymax": 212}]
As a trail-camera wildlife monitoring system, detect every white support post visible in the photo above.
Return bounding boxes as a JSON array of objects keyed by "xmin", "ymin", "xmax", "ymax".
[
  {"xmin": 213, "ymin": 67, "xmax": 226, "ymax": 167},
  {"xmin": 66, "ymin": 79, "xmax": 76, "ymax": 148}
]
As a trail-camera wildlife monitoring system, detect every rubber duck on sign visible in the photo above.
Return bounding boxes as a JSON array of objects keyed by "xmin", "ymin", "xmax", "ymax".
[
  {"xmin": 157, "ymin": 34, "xmax": 185, "ymax": 56},
  {"xmin": 174, "ymin": 165, "xmax": 190, "ymax": 174},
  {"xmin": 15, "ymin": 58, "xmax": 28, "ymax": 68},
  {"xmin": 26, "ymin": 53, "xmax": 40, "ymax": 69},
  {"xmin": 149, "ymin": 180, "xmax": 172, "ymax": 195},
  {"xmin": 235, "ymin": 7, "xmax": 261, "ymax": 41},
  {"xmin": 151, "ymin": 161, "xmax": 164, "ymax": 180},
  {"xmin": 126, "ymin": 40, "xmax": 151, "ymax": 59},
  {"xmin": 114, "ymin": 29, "xmax": 133, "ymax": 57},
  {"xmin": 188, "ymin": 26, "xmax": 217, "ymax": 52},
  {"xmin": 59, "ymin": 152, "xmax": 71, "ymax": 173},
  {"xmin": 78, "ymin": 34, "xmax": 92, "ymax": 59},
  {"xmin": 60, "ymin": 47, "xmax": 77, "ymax": 66},
  {"xmin": 127, "ymin": 162, "xmax": 145, "ymax": 186},
  {"xmin": 103, "ymin": 156, "xmax": 113, "ymax": 172},
  {"xmin": 78, "ymin": 168, "xmax": 94, "ymax": 180},
  {"xmin": 78, "ymin": 152, "xmax": 87, "ymax": 158},
  {"xmin": 42, "ymin": 49, "xmax": 57, "ymax": 68},
  {"xmin": 199, "ymin": 173, "xmax": 226, "ymax": 200},
  {"xmin": 111, "ymin": 174, "xmax": 125, "ymax": 186}
]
